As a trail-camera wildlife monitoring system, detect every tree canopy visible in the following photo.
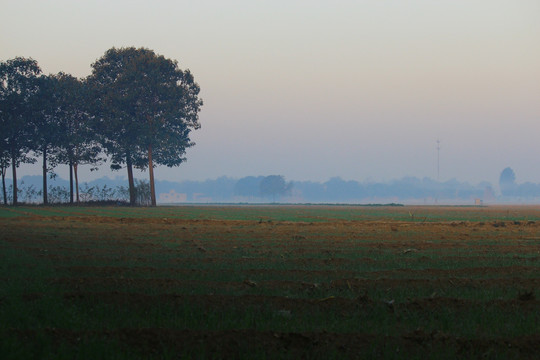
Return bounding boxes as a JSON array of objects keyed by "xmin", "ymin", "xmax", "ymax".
[
  {"xmin": 52, "ymin": 73, "xmax": 103, "ymax": 203},
  {"xmin": 88, "ymin": 47, "xmax": 203, "ymax": 206},
  {"xmin": 1, "ymin": 48, "xmax": 202, "ymax": 206},
  {"xmin": 499, "ymin": 167, "xmax": 517, "ymax": 197},
  {"xmin": 0, "ymin": 57, "xmax": 41, "ymax": 204}
]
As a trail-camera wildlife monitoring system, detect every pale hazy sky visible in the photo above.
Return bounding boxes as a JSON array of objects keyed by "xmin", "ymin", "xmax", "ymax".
[{"xmin": 2, "ymin": 0, "xmax": 539, "ymax": 185}]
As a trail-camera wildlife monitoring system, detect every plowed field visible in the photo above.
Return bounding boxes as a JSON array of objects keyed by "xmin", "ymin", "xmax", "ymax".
[{"xmin": 1, "ymin": 205, "xmax": 539, "ymax": 359}]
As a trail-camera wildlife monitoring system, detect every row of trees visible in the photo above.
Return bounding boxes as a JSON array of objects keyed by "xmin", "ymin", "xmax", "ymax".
[
  {"xmin": 234, "ymin": 176, "xmax": 492, "ymax": 203},
  {"xmin": 153, "ymin": 175, "xmax": 495, "ymax": 203},
  {"xmin": 0, "ymin": 47, "xmax": 203, "ymax": 206}
]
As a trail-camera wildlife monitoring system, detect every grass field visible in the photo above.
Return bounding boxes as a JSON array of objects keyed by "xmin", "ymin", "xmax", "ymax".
[{"xmin": 1, "ymin": 205, "xmax": 539, "ymax": 359}]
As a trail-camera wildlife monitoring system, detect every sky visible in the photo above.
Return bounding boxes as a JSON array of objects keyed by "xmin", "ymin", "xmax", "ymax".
[{"xmin": 2, "ymin": 0, "xmax": 539, "ymax": 186}]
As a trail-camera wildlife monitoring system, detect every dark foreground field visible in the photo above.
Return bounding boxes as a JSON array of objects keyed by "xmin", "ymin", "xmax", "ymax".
[{"xmin": 1, "ymin": 205, "xmax": 539, "ymax": 359}]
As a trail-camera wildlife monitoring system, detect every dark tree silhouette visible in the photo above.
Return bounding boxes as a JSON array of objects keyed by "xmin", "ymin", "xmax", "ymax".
[
  {"xmin": 0, "ymin": 57, "xmax": 41, "ymax": 205},
  {"xmin": 499, "ymin": 167, "xmax": 517, "ymax": 197},
  {"xmin": 52, "ymin": 73, "xmax": 103, "ymax": 203},
  {"xmin": 31, "ymin": 74, "xmax": 64, "ymax": 204},
  {"xmin": 88, "ymin": 47, "xmax": 202, "ymax": 206},
  {"xmin": 0, "ymin": 147, "xmax": 9, "ymax": 204}
]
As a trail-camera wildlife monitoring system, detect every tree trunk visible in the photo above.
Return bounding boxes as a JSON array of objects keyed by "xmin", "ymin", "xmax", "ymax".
[
  {"xmin": 148, "ymin": 144, "xmax": 156, "ymax": 207},
  {"xmin": 42, "ymin": 147, "xmax": 48, "ymax": 205},
  {"xmin": 11, "ymin": 153, "xmax": 17, "ymax": 206},
  {"xmin": 1, "ymin": 167, "xmax": 6, "ymax": 205},
  {"xmin": 74, "ymin": 163, "xmax": 80, "ymax": 204},
  {"xmin": 126, "ymin": 153, "xmax": 136, "ymax": 206},
  {"xmin": 69, "ymin": 162, "xmax": 74, "ymax": 204}
]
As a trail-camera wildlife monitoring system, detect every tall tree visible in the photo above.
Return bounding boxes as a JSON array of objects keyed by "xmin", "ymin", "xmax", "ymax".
[
  {"xmin": 499, "ymin": 167, "xmax": 517, "ymax": 197},
  {"xmin": 88, "ymin": 47, "xmax": 202, "ymax": 206},
  {"xmin": 0, "ymin": 57, "xmax": 41, "ymax": 205},
  {"xmin": 0, "ymin": 148, "xmax": 9, "ymax": 205},
  {"xmin": 0, "ymin": 106, "xmax": 10, "ymax": 205},
  {"xmin": 31, "ymin": 74, "xmax": 62, "ymax": 204},
  {"xmin": 53, "ymin": 73, "xmax": 103, "ymax": 204}
]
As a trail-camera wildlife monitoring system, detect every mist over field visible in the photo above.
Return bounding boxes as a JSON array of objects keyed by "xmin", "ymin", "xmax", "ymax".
[
  {"xmin": 8, "ymin": 170, "xmax": 540, "ymax": 205},
  {"xmin": 3, "ymin": 1, "xmax": 540, "ymax": 189}
]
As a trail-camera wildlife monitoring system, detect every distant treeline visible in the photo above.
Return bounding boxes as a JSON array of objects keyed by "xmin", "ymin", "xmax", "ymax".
[
  {"xmin": 8, "ymin": 173, "xmax": 540, "ymax": 205},
  {"xmin": 168, "ymin": 176, "xmax": 498, "ymax": 204}
]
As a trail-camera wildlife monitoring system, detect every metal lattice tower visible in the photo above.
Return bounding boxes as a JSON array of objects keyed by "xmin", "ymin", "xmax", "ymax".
[{"xmin": 436, "ymin": 139, "xmax": 441, "ymax": 181}]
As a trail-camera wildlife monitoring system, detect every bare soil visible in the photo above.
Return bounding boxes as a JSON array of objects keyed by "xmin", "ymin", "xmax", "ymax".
[{"xmin": 2, "ymin": 205, "xmax": 540, "ymax": 358}]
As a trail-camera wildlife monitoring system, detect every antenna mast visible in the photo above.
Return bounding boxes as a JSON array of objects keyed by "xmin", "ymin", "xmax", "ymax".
[{"xmin": 436, "ymin": 139, "xmax": 441, "ymax": 181}]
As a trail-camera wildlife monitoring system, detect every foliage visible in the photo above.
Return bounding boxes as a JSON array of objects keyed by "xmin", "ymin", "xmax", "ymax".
[
  {"xmin": 51, "ymin": 73, "xmax": 104, "ymax": 203},
  {"xmin": 78, "ymin": 183, "xmax": 131, "ymax": 203},
  {"xmin": 134, "ymin": 179, "xmax": 152, "ymax": 206},
  {"xmin": 30, "ymin": 74, "xmax": 65, "ymax": 204},
  {"xmin": 5, "ymin": 185, "xmax": 20, "ymax": 204},
  {"xmin": 0, "ymin": 57, "xmax": 41, "ymax": 204},
  {"xmin": 47, "ymin": 185, "xmax": 70, "ymax": 204},
  {"xmin": 1, "ymin": 47, "xmax": 202, "ymax": 207},
  {"xmin": 88, "ymin": 47, "xmax": 203, "ymax": 206}
]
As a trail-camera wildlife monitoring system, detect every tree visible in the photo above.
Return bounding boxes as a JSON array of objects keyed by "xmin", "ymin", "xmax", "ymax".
[
  {"xmin": 0, "ymin": 57, "xmax": 41, "ymax": 205},
  {"xmin": 31, "ymin": 74, "xmax": 63, "ymax": 204},
  {"xmin": 260, "ymin": 175, "xmax": 293, "ymax": 202},
  {"xmin": 499, "ymin": 167, "xmax": 517, "ymax": 197},
  {"xmin": 0, "ymin": 148, "xmax": 9, "ymax": 204},
  {"xmin": 88, "ymin": 47, "xmax": 202, "ymax": 206},
  {"xmin": 234, "ymin": 176, "xmax": 264, "ymax": 200},
  {"xmin": 53, "ymin": 73, "xmax": 103, "ymax": 204}
]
